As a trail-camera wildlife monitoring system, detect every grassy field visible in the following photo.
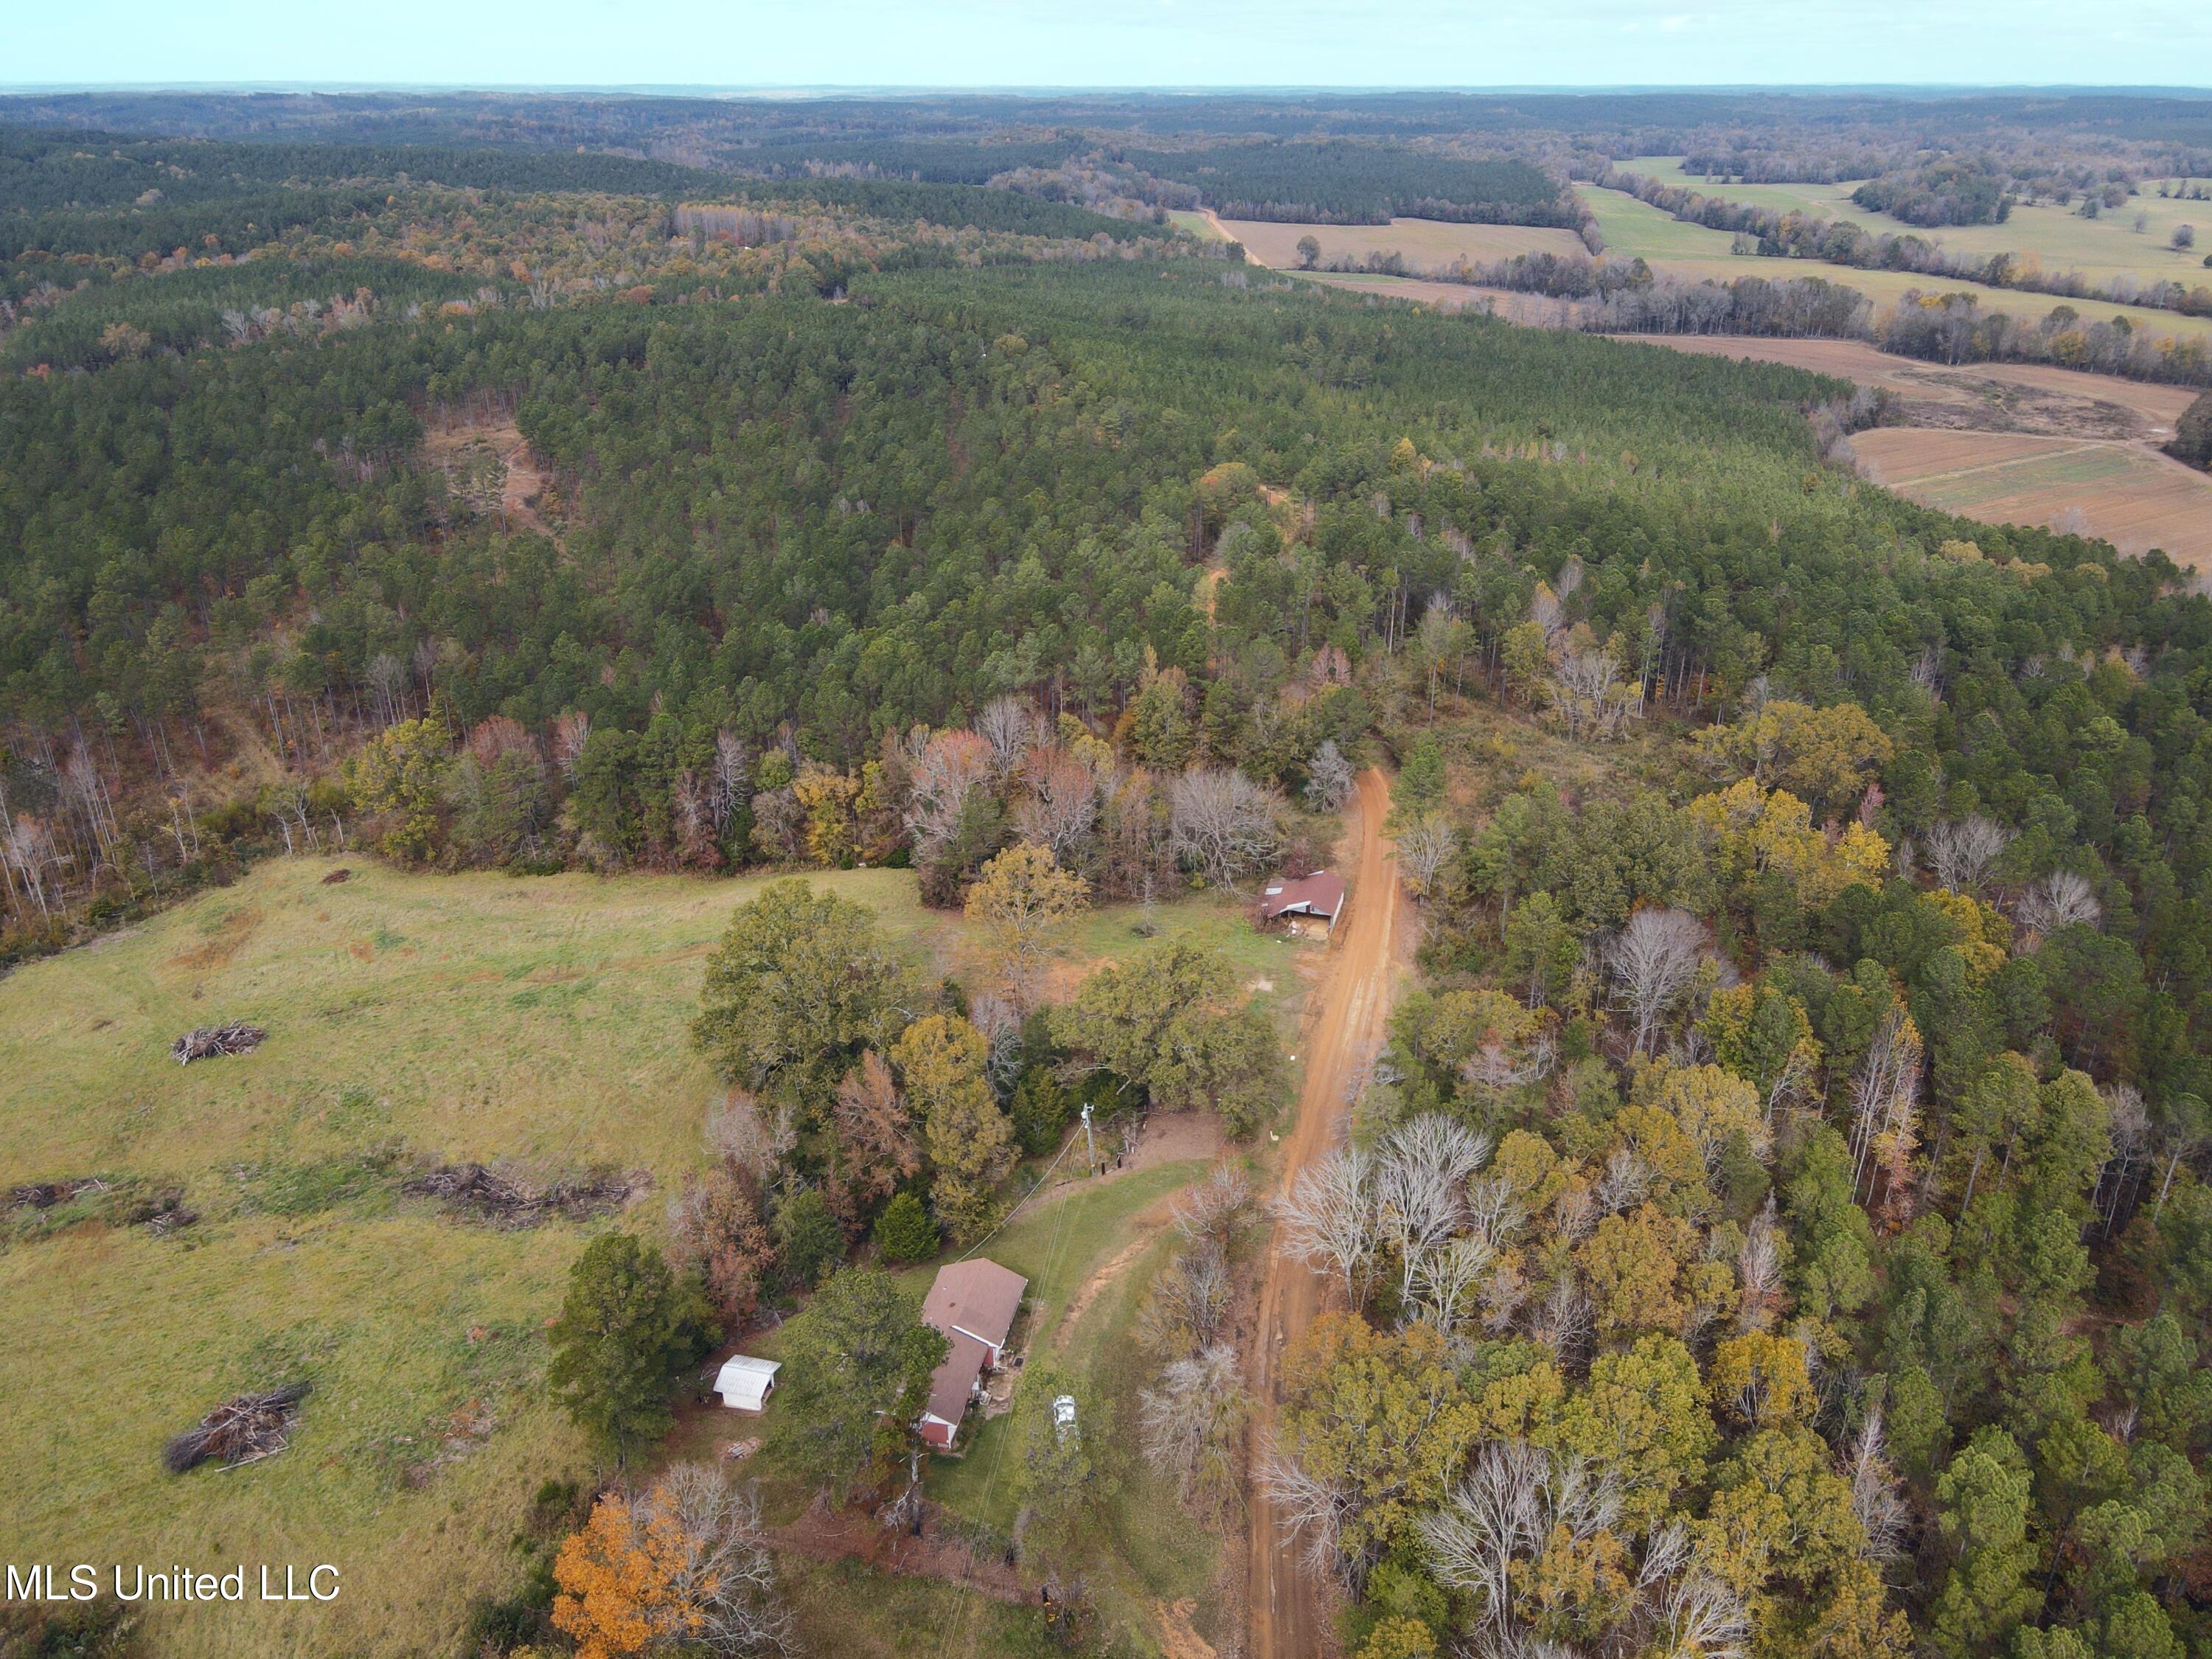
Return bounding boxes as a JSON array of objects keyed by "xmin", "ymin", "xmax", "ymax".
[
  {"xmin": 1220, "ymin": 215, "xmax": 1585, "ymax": 273},
  {"xmin": 1852, "ymin": 427, "xmax": 2212, "ymax": 566},
  {"xmin": 1578, "ymin": 184, "xmax": 1744, "ymax": 260},
  {"xmin": 1168, "ymin": 208, "xmax": 1226, "ymax": 243},
  {"xmin": 783, "ymin": 1559, "xmax": 1063, "ymax": 1658},
  {"xmin": 0, "ymin": 855, "xmax": 1282, "ymax": 1657},
  {"xmin": 1612, "ymin": 159, "xmax": 2212, "ymax": 305}
]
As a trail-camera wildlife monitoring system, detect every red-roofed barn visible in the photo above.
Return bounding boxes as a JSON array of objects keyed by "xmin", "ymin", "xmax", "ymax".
[{"xmin": 1261, "ymin": 869, "xmax": 1346, "ymax": 935}]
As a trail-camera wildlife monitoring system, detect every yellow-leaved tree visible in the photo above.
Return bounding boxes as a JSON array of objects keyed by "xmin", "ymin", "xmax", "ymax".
[
  {"xmin": 552, "ymin": 1463, "xmax": 787, "ymax": 1658},
  {"xmin": 962, "ymin": 841, "xmax": 1089, "ymax": 1011}
]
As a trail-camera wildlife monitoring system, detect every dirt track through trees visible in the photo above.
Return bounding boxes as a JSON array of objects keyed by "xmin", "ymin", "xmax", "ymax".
[{"xmin": 1244, "ymin": 768, "xmax": 1403, "ymax": 1659}]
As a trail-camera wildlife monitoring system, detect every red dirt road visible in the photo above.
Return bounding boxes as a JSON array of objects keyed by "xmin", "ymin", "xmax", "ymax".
[{"xmin": 1244, "ymin": 768, "xmax": 1405, "ymax": 1659}]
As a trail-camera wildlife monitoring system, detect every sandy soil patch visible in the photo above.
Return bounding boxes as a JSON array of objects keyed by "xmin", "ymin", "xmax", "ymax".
[{"xmin": 422, "ymin": 417, "xmax": 560, "ymax": 540}]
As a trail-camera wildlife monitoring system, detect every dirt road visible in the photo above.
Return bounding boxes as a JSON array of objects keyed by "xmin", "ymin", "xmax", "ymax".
[{"xmin": 1244, "ymin": 768, "xmax": 1404, "ymax": 1659}]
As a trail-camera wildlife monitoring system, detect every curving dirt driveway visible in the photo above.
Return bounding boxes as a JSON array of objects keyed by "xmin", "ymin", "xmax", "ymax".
[{"xmin": 1244, "ymin": 768, "xmax": 1405, "ymax": 1658}]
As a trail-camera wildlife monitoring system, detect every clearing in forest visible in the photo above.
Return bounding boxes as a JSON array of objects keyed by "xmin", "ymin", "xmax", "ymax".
[
  {"xmin": 1853, "ymin": 427, "xmax": 2212, "ymax": 566},
  {"xmin": 1220, "ymin": 215, "xmax": 1586, "ymax": 274},
  {"xmin": 0, "ymin": 856, "xmax": 1265, "ymax": 1658}
]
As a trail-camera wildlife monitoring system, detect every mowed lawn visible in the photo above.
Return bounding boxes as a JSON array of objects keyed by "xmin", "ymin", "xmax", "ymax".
[{"xmin": 0, "ymin": 855, "xmax": 1276, "ymax": 1657}]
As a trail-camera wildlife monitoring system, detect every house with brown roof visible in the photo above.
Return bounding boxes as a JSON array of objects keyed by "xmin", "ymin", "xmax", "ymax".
[
  {"xmin": 917, "ymin": 1257, "xmax": 1027, "ymax": 1449},
  {"xmin": 1261, "ymin": 869, "xmax": 1346, "ymax": 936}
]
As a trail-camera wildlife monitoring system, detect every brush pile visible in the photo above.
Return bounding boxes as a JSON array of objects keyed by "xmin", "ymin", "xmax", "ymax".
[
  {"xmin": 402, "ymin": 1162, "xmax": 641, "ymax": 1228},
  {"xmin": 172, "ymin": 1023, "xmax": 266, "ymax": 1065},
  {"xmin": 133, "ymin": 1188, "xmax": 199, "ymax": 1235},
  {"xmin": 9, "ymin": 1176, "xmax": 109, "ymax": 1209},
  {"xmin": 163, "ymin": 1383, "xmax": 309, "ymax": 1474}
]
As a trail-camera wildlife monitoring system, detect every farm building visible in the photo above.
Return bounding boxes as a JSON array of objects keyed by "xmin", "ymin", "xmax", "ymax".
[
  {"xmin": 1261, "ymin": 869, "xmax": 1346, "ymax": 935},
  {"xmin": 711, "ymin": 1354, "xmax": 781, "ymax": 1412},
  {"xmin": 917, "ymin": 1257, "xmax": 1027, "ymax": 1449}
]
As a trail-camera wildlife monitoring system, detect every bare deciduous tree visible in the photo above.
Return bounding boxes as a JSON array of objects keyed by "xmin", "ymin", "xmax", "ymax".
[
  {"xmin": 967, "ymin": 992, "xmax": 1026, "ymax": 1096},
  {"xmin": 1607, "ymin": 907, "xmax": 1708, "ymax": 1057},
  {"xmin": 1138, "ymin": 1345, "xmax": 1248, "ymax": 1518},
  {"xmin": 1138, "ymin": 1238, "xmax": 1234, "ymax": 1357},
  {"xmin": 2017, "ymin": 869, "xmax": 2099, "ymax": 943},
  {"xmin": 1546, "ymin": 644, "xmax": 1639, "ymax": 741},
  {"xmin": 1256, "ymin": 1443, "xmax": 1355, "ymax": 1576},
  {"xmin": 1275, "ymin": 1146, "xmax": 1378, "ymax": 1308},
  {"xmin": 1376, "ymin": 1115, "xmax": 1492, "ymax": 1311},
  {"xmin": 1846, "ymin": 1006, "xmax": 1922, "ymax": 1206},
  {"xmin": 902, "ymin": 728, "xmax": 994, "ymax": 863},
  {"xmin": 1173, "ymin": 1163, "xmax": 1253, "ymax": 1248},
  {"xmin": 1421, "ymin": 1442, "xmax": 1621, "ymax": 1643},
  {"xmin": 1168, "ymin": 767, "xmax": 1281, "ymax": 888},
  {"xmin": 706, "ymin": 1090, "xmax": 794, "ymax": 1178},
  {"xmin": 1395, "ymin": 814, "xmax": 1458, "ymax": 902},
  {"xmin": 630, "ymin": 1463, "xmax": 793, "ymax": 1656},
  {"xmin": 1735, "ymin": 1198, "xmax": 1783, "ymax": 1333},
  {"xmin": 710, "ymin": 728, "xmax": 750, "ymax": 833},
  {"xmin": 1846, "ymin": 1410, "xmax": 1909, "ymax": 1563},
  {"xmin": 1304, "ymin": 740, "xmax": 1356, "ymax": 813},
  {"xmin": 551, "ymin": 709, "xmax": 591, "ymax": 780},
  {"xmin": 1924, "ymin": 815, "xmax": 2014, "ymax": 894},
  {"xmin": 975, "ymin": 695, "xmax": 1036, "ymax": 782},
  {"xmin": 1014, "ymin": 745, "xmax": 1099, "ymax": 863}
]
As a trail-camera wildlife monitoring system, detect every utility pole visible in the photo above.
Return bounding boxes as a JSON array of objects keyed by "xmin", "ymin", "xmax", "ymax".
[{"xmin": 1080, "ymin": 1099, "xmax": 1096, "ymax": 1176}]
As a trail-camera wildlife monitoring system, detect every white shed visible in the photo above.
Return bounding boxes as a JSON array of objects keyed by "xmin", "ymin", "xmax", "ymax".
[{"xmin": 712, "ymin": 1354, "xmax": 782, "ymax": 1412}]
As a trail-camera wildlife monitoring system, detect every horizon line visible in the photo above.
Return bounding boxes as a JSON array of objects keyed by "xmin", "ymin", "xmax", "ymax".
[{"xmin": 6, "ymin": 80, "xmax": 2212, "ymax": 97}]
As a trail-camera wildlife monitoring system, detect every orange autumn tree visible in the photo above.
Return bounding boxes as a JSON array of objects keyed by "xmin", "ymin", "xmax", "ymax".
[{"xmin": 552, "ymin": 1463, "xmax": 788, "ymax": 1658}]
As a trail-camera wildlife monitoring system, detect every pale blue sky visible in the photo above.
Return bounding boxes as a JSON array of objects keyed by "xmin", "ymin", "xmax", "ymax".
[{"xmin": 8, "ymin": 0, "xmax": 2211, "ymax": 91}]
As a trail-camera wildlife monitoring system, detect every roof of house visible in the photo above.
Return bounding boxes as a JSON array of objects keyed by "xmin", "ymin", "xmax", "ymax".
[
  {"xmin": 923, "ymin": 1331, "xmax": 993, "ymax": 1427},
  {"xmin": 1261, "ymin": 869, "xmax": 1346, "ymax": 920},
  {"xmin": 921, "ymin": 1258, "xmax": 1028, "ymax": 1351},
  {"xmin": 713, "ymin": 1354, "xmax": 781, "ymax": 1402}
]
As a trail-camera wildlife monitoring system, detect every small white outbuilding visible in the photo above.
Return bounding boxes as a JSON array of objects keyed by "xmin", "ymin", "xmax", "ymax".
[{"xmin": 712, "ymin": 1354, "xmax": 782, "ymax": 1413}]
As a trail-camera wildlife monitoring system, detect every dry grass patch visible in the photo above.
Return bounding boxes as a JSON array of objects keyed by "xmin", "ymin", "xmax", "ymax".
[
  {"xmin": 1855, "ymin": 428, "xmax": 2212, "ymax": 566},
  {"xmin": 0, "ymin": 855, "xmax": 1265, "ymax": 1657}
]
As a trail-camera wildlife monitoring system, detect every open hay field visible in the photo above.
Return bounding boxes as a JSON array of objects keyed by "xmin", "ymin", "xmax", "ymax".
[
  {"xmin": 1607, "ymin": 160, "xmax": 2212, "ymax": 307},
  {"xmin": 1169, "ymin": 207, "xmax": 1228, "ymax": 243},
  {"xmin": 1853, "ymin": 427, "xmax": 2212, "ymax": 566},
  {"xmin": 1577, "ymin": 182, "xmax": 2212, "ymax": 344},
  {"xmin": 1220, "ymin": 215, "xmax": 1585, "ymax": 274},
  {"xmin": 1293, "ymin": 268, "xmax": 1576, "ymax": 323},
  {"xmin": 0, "ymin": 856, "xmax": 1273, "ymax": 1657}
]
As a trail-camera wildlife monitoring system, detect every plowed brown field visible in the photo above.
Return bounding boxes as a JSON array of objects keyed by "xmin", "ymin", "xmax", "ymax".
[{"xmin": 1853, "ymin": 428, "xmax": 2212, "ymax": 566}]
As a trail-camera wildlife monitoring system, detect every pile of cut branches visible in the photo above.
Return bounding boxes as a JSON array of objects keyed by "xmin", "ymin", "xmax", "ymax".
[
  {"xmin": 402, "ymin": 1162, "xmax": 641, "ymax": 1228},
  {"xmin": 9, "ymin": 1176, "xmax": 110, "ymax": 1209},
  {"xmin": 163, "ymin": 1383, "xmax": 309, "ymax": 1474},
  {"xmin": 172, "ymin": 1023, "xmax": 266, "ymax": 1065}
]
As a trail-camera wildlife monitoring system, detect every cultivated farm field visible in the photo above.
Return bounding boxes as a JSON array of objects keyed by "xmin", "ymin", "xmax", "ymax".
[
  {"xmin": 1611, "ymin": 333, "xmax": 2200, "ymax": 442},
  {"xmin": 0, "ymin": 857, "xmax": 1284, "ymax": 1657},
  {"xmin": 1853, "ymin": 427, "xmax": 2212, "ymax": 566}
]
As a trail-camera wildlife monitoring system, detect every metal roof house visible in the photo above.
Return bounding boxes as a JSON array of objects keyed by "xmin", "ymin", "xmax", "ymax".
[
  {"xmin": 917, "ymin": 1258, "xmax": 1027, "ymax": 1449},
  {"xmin": 712, "ymin": 1354, "xmax": 782, "ymax": 1413},
  {"xmin": 1261, "ymin": 869, "xmax": 1347, "ymax": 933}
]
